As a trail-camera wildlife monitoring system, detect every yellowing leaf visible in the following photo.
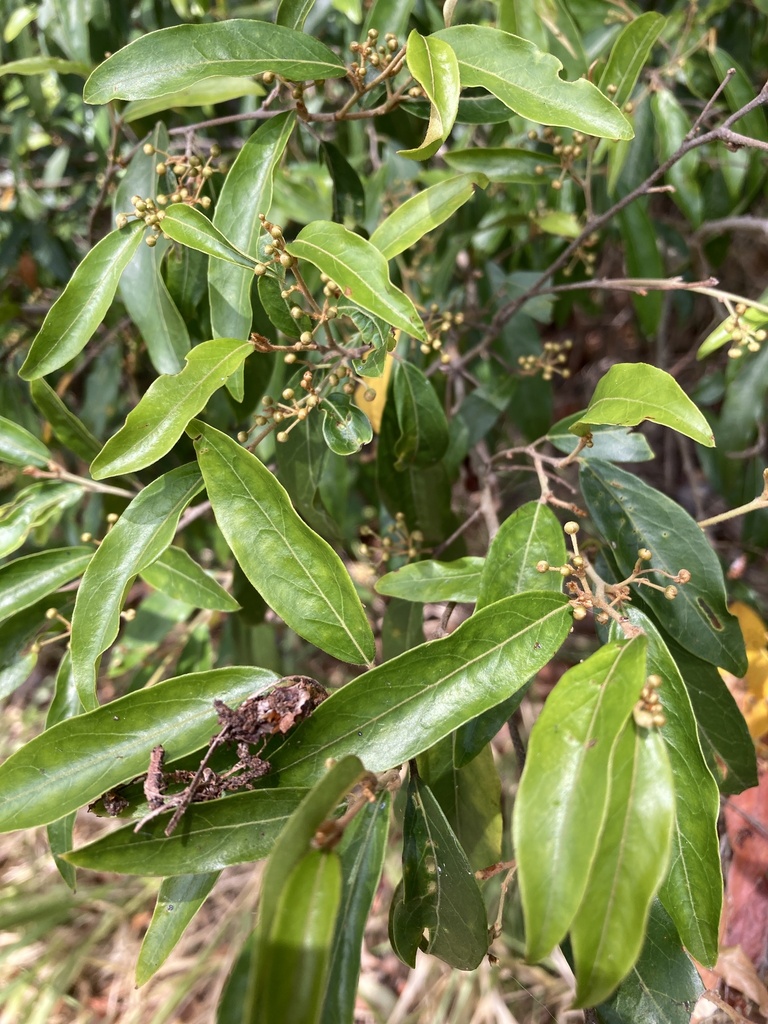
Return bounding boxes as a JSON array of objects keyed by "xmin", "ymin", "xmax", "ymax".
[{"xmin": 723, "ymin": 602, "xmax": 768, "ymax": 740}]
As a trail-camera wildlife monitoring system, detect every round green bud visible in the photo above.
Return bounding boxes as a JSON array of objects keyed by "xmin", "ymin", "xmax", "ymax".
[{"xmin": 155, "ymin": 162, "xmax": 166, "ymax": 174}]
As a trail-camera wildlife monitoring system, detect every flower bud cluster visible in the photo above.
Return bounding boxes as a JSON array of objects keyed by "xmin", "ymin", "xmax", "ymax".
[
  {"xmin": 350, "ymin": 29, "xmax": 399, "ymax": 82},
  {"xmin": 359, "ymin": 511, "xmax": 424, "ymax": 568},
  {"xmin": 633, "ymin": 674, "xmax": 666, "ymax": 729},
  {"xmin": 724, "ymin": 303, "xmax": 768, "ymax": 359},
  {"xmin": 517, "ymin": 338, "xmax": 572, "ymax": 381}
]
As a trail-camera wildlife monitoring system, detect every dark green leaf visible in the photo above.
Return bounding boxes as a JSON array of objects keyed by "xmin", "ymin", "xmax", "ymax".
[
  {"xmin": 0, "ymin": 547, "xmax": 92, "ymax": 625},
  {"xmin": 392, "ymin": 361, "xmax": 449, "ymax": 468},
  {"xmin": 651, "ymin": 88, "xmax": 702, "ymax": 226},
  {"xmin": 598, "ymin": 13, "xmax": 665, "ymax": 108},
  {"xmin": 548, "ymin": 411, "xmax": 654, "ymax": 462},
  {"xmin": 258, "ymin": 273, "xmax": 312, "ymax": 338},
  {"xmin": 321, "ymin": 392, "xmax": 373, "ymax": 456},
  {"xmin": 136, "ymin": 873, "xmax": 220, "ymax": 986},
  {"xmin": 276, "ymin": 0, "xmax": 316, "ymax": 29},
  {"xmin": 370, "ymin": 174, "xmax": 481, "ymax": 260},
  {"xmin": 376, "ymin": 556, "xmax": 484, "ymax": 603},
  {"xmin": 19, "ymin": 222, "xmax": 144, "ymax": 380},
  {"xmin": 275, "ymin": 412, "xmax": 339, "ymax": 539},
  {"xmin": 338, "ymin": 304, "xmax": 393, "ymax": 378},
  {"xmin": 192, "ymin": 421, "xmax": 374, "ymax": 665},
  {"xmin": 162, "ymin": 204, "xmax": 258, "ymax": 270},
  {"xmin": 83, "ymin": 21, "xmax": 347, "ymax": 103},
  {"xmin": 319, "ymin": 141, "xmax": 366, "ymax": 224},
  {"xmin": 30, "ymin": 379, "xmax": 102, "ymax": 463},
  {"xmin": 0, "ymin": 56, "xmax": 90, "ymax": 77},
  {"xmin": 399, "ymin": 31, "xmax": 460, "ymax": 160},
  {"xmin": 141, "ymin": 545, "xmax": 240, "ymax": 612},
  {"xmin": 381, "ymin": 597, "xmax": 425, "ymax": 661},
  {"xmin": 0, "ymin": 482, "xmax": 82, "ymax": 560},
  {"xmin": 0, "ymin": 415, "xmax": 50, "ymax": 468},
  {"xmin": 443, "ymin": 147, "xmax": 558, "ymax": 183},
  {"xmin": 580, "ymin": 460, "xmax": 747, "ymax": 675},
  {"xmin": 617, "ymin": 199, "xmax": 664, "ymax": 337}
]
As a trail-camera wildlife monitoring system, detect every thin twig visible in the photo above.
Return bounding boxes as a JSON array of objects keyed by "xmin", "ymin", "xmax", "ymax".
[{"xmin": 698, "ymin": 469, "xmax": 768, "ymax": 528}]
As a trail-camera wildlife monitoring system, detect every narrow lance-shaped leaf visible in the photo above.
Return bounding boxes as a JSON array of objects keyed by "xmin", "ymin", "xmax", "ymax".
[
  {"xmin": 141, "ymin": 546, "xmax": 240, "ymax": 612},
  {"xmin": 70, "ymin": 464, "xmax": 203, "ymax": 708},
  {"xmin": 0, "ymin": 483, "xmax": 83, "ymax": 560},
  {"xmin": 91, "ymin": 339, "xmax": 253, "ymax": 479},
  {"xmin": 0, "ymin": 666, "xmax": 280, "ymax": 833},
  {"xmin": 0, "ymin": 416, "xmax": 50, "ymax": 468},
  {"xmin": 514, "ymin": 637, "xmax": 647, "ymax": 963},
  {"xmin": 83, "ymin": 21, "xmax": 347, "ymax": 104},
  {"xmin": 598, "ymin": 13, "xmax": 665, "ymax": 109},
  {"xmin": 399, "ymin": 31, "xmax": 460, "ymax": 160},
  {"xmin": 276, "ymin": 0, "xmax": 316, "ymax": 30},
  {"xmin": 286, "ymin": 222, "xmax": 428, "ymax": 341},
  {"xmin": 571, "ymin": 722, "xmax": 675, "ymax": 1007},
  {"xmin": 443, "ymin": 147, "xmax": 558, "ymax": 183},
  {"xmin": 162, "ymin": 205, "xmax": 259, "ymax": 270},
  {"xmin": 136, "ymin": 873, "xmax": 220, "ymax": 987},
  {"xmin": 376, "ymin": 556, "xmax": 485, "ymax": 603},
  {"xmin": 29, "ymin": 379, "xmax": 102, "ymax": 462},
  {"xmin": 393, "ymin": 361, "xmax": 449, "ymax": 467},
  {"xmin": 434, "ymin": 26, "xmax": 633, "ymax": 140},
  {"xmin": 0, "ymin": 547, "xmax": 92, "ymax": 625},
  {"xmin": 0, "ymin": 56, "xmax": 91, "ymax": 77},
  {"xmin": 569, "ymin": 363, "xmax": 714, "ymax": 447},
  {"xmin": 122, "ymin": 78, "xmax": 266, "ymax": 124},
  {"xmin": 268, "ymin": 592, "xmax": 571, "ymax": 785},
  {"xmin": 370, "ymin": 174, "xmax": 483, "ymax": 260},
  {"xmin": 580, "ymin": 460, "xmax": 747, "ymax": 676},
  {"xmin": 19, "ymin": 222, "xmax": 144, "ymax": 380},
  {"xmin": 192, "ymin": 421, "xmax": 375, "ymax": 666}
]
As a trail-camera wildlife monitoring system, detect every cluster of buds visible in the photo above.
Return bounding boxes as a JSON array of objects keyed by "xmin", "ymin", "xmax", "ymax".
[
  {"xmin": 350, "ymin": 29, "xmax": 400, "ymax": 82},
  {"xmin": 420, "ymin": 306, "xmax": 464, "ymax": 358},
  {"xmin": 517, "ymin": 338, "xmax": 572, "ymax": 381},
  {"xmin": 604, "ymin": 84, "xmax": 635, "ymax": 116},
  {"xmin": 253, "ymin": 215, "xmax": 297, "ymax": 278},
  {"xmin": 633, "ymin": 674, "xmax": 666, "ymax": 729},
  {"xmin": 725, "ymin": 302, "xmax": 768, "ymax": 359},
  {"xmin": 359, "ymin": 512, "xmax": 423, "ymax": 568},
  {"xmin": 563, "ymin": 232, "xmax": 600, "ymax": 278},
  {"xmin": 528, "ymin": 126, "xmax": 587, "ymax": 192}
]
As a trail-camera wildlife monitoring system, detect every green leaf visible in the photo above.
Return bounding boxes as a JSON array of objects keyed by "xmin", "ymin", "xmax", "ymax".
[
  {"xmin": 0, "ymin": 547, "xmax": 92, "ymax": 626},
  {"xmin": 83, "ymin": 21, "xmax": 347, "ymax": 104},
  {"xmin": 580, "ymin": 460, "xmax": 747, "ymax": 676},
  {"xmin": 399, "ymin": 31, "xmax": 460, "ymax": 160},
  {"xmin": 320, "ymin": 140, "xmax": 366, "ymax": 224},
  {"xmin": 276, "ymin": 0, "xmax": 316, "ymax": 30},
  {"xmin": 370, "ymin": 174, "xmax": 482, "ymax": 260},
  {"xmin": 275, "ymin": 412, "xmax": 340, "ymax": 540},
  {"xmin": 0, "ymin": 666, "xmax": 279, "ymax": 833},
  {"xmin": 122, "ymin": 78, "xmax": 265, "ymax": 123},
  {"xmin": 19, "ymin": 222, "xmax": 144, "ymax": 380},
  {"xmin": 269, "ymin": 592, "xmax": 571, "ymax": 784},
  {"xmin": 376, "ymin": 556, "xmax": 484, "ymax": 603},
  {"xmin": 0, "ymin": 415, "xmax": 50, "ymax": 468},
  {"xmin": 286, "ymin": 222, "xmax": 428, "ymax": 341},
  {"xmin": 434, "ymin": 26, "xmax": 633, "ymax": 139},
  {"xmin": 0, "ymin": 56, "xmax": 90, "ymax": 77},
  {"xmin": 617, "ymin": 199, "xmax": 664, "ymax": 337},
  {"xmin": 382, "ymin": 597, "xmax": 425, "ymax": 661},
  {"xmin": 192, "ymin": 421, "xmax": 375, "ymax": 665},
  {"xmin": 320, "ymin": 793, "xmax": 390, "ymax": 1024},
  {"xmin": 90, "ymin": 339, "xmax": 252, "ymax": 479},
  {"xmin": 0, "ymin": 482, "xmax": 82, "ymax": 560},
  {"xmin": 320, "ymin": 392, "xmax": 373, "ymax": 456},
  {"xmin": 338, "ymin": 304, "xmax": 393, "ymax": 377},
  {"xmin": 70, "ymin": 464, "xmax": 203, "ymax": 708},
  {"xmin": 113, "ymin": 123, "xmax": 190, "ymax": 375},
  {"xmin": 476, "ymin": 501, "xmax": 567, "ymax": 611},
  {"xmin": 571, "ymin": 722, "xmax": 675, "ymax": 1006},
  {"xmin": 514, "ymin": 637, "xmax": 647, "ymax": 962},
  {"xmin": 141, "ymin": 546, "xmax": 240, "ymax": 612},
  {"xmin": 136, "ymin": 873, "xmax": 219, "ymax": 986},
  {"xmin": 597, "ymin": 13, "xmax": 665, "ymax": 109},
  {"xmin": 255, "ymin": 849, "xmax": 342, "ymax": 1024},
  {"xmin": 595, "ymin": 900, "xmax": 703, "ymax": 1024},
  {"xmin": 162, "ymin": 204, "xmax": 258, "ymax": 270},
  {"xmin": 651, "ymin": 88, "xmax": 702, "ymax": 227},
  {"xmin": 443, "ymin": 147, "xmax": 558, "ymax": 183},
  {"xmin": 569, "ymin": 364, "xmax": 714, "ymax": 447},
  {"xmin": 548, "ymin": 412, "xmax": 654, "ymax": 463},
  {"xmin": 393, "ymin": 360, "xmax": 449, "ymax": 468},
  {"xmin": 29, "ymin": 379, "xmax": 102, "ymax": 462},
  {"xmin": 67, "ymin": 787, "xmax": 308, "ymax": 874},
  {"xmin": 390, "ymin": 773, "xmax": 488, "ymax": 970},
  {"xmin": 210, "ymin": 113, "xmax": 296, "ymax": 345},
  {"xmin": 418, "ymin": 739, "xmax": 501, "ymax": 871},
  {"xmin": 613, "ymin": 610, "xmax": 721, "ymax": 966},
  {"xmin": 258, "ymin": 274, "xmax": 313, "ymax": 338}
]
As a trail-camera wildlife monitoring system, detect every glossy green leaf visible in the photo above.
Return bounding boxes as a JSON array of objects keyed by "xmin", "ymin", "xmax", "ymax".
[
  {"xmin": 122, "ymin": 78, "xmax": 265, "ymax": 122},
  {"xmin": 595, "ymin": 900, "xmax": 703, "ymax": 1024},
  {"xmin": 399, "ymin": 31, "xmax": 460, "ymax": 160},
  {"xmin": 710, "ymin": 47, "xmax": 768, "ymax": 144},
  {"xmin": 210, "ymin": 113, "xmax": 296, "ymax": 346},
  {"xmin": 363, "ymin": 0, "xmax": 414, "ymax": 39},
  {"xmin": 0, "ymin": 415, "xmax": 50, "ymax": 468},
  {"xmin": 390, "ymin": 773, "xmax": 488, "ymax": 970},
  {"xmin": 617, "ymin": 199, "xmax": 664, "ymax": 337},
  {"xmin": 0, "ymin": 482, "xmax": 82, "ymax": 560},
  {"xmin": 276, "ymin": 0, "xmax": 316, "ymax": 29},
  {"xmin": 320, "ymin": 140, "xmax": 366, "ymax": 224},
  {"xmin": 91, "ymin": 339, "xmax": 252, "ymax": 479},
  {"xmin": 580, "ymin": 460, "xmax": 747, "ymax": 676},
  {"xmin": 434, "ymin": 26, "xmax": 633, "ymax": 139},
  {"xmin": 409, "ymin": 95, "xmax": 514, "ymax": 125},
  {"xmin": 476, "ymin": 501, "xmax": 567, "ymax": 611},
  {"xmin": 418, "ymin": 739, "xmax": 501, "ymax": 871},
  {"xmin": 67, "ymin": 787, "xmax": 308, "ymax": 874},
  {"xmin": 47, "ymin": 813, "xmax": 77, "ymax": 891},
  {"xmin": 393, "ymin": 360, "xmax": 449, "ymax": 468},
  {"xmin": 141, "ymin": 546, "xmax": 239, "ymax": 612},
  {"xmin": 275, "ymin": 412, "xmax": 339, "ymax": 540},
  {"xmin": 571, "ymin": 722, "xmax": 675, "ymax": 1006},
  {"xmin": 136, "ymin": 873, "xmax": 220, "ymax": 986},
  {"xmin": 258, "ymin": 274, "xmax": 312, "ymax": 338},
  {"xmin": 453, "ymin": 693, "xmax": 525, "ymax": 770},
  {"xmin": 286, "ymin": 222, "xmax": 428, "ymax": 341},
  {"xmin": 570, "ymin": 364, "xmax": 714, "ymax": 447},
  {"xmin": 382, "ymin": 597, "xmax": 425, "ymax": 661},
  {"xmin": 651, "ymin": 88, "xmax": 702, "ymax": 226},
  {"xmin": 338, "ymin": 304, "xmax": 393, "ymax": 378},
  {"xmin": 370, "ymin": 174, "xmax": 482, "ymax": 260},
  {"xmin": 113, "ymin": 123, "xmax": 190, "ymax": 375},
  {"xmin": 70, "ymin": 464, "xmax": 203, "ymax": 707},
  {"xmin": 514, "ymin": 637, "xmax": 647, "ymax": 962},
  {"xmin": 269, "ymin": 592, "xmax": 571, "ymax": 785},
  {"xmin": 443, "ymin": 147, "xmax": 558, "ymax": 183},
  {"xmin": 19, "ymin": 221, "xmax": 144, "ymax": 380},
  {"xmin": 321, "ymin": 793, "xmax": 390, "ymax": 1024},
  {"xmin": 192, "ymin": 421, "xmax": 374, "ymax": 665},
  {"xmin": 0, "ymin": 547, "xmax": 92, "ymax": 625},
  {"xmin": 255, "ymin": 849, "xmax": 342, "ymax": 1024},
  {"xmin": 697, "ymin": 288, "xmax": 768, "ymax": 359},
  {"xmin": 613, "ymin": 609, "xmax": 721, "ymax": 966},
  {"xmin": 83, "ymin": 21, "xmax": 347, "ymax": 103},
  {"xmin": 376, "ymin": 556, "xmax": 484, "ymax": 603},
  {"xmin": 162, "ymin": 204, "xmax": 258, "ymax": 270},
  {"xmin": 597, "ymin": 13, "xmax": 665, "ymax": 109},
  {"xmin": 321, "ymin": 392, "xmax": 373, "ymax": 456},
  {"xmin": 0, "ymin": 666, "xmax": 279, "ymax": 833},
  {"xmin": 0, "ymin": 56, "xmax": 90, "ymax": 77},
  {"xmin": 549, "ymin": 413, "xmax": 654, "ymax": 462},
  {"xmin": 29, "ymin": 379, "xmax": 102, "ymax": 462}
]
